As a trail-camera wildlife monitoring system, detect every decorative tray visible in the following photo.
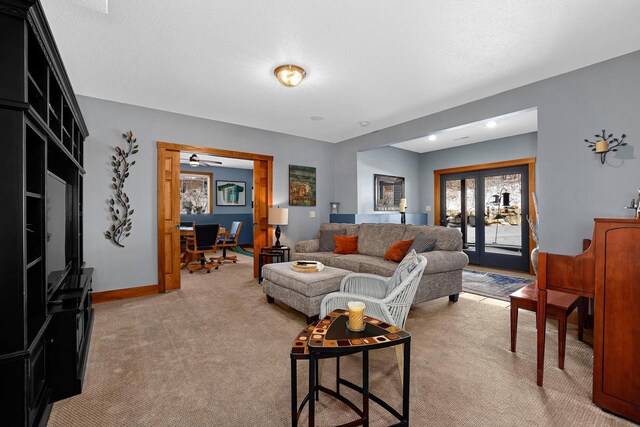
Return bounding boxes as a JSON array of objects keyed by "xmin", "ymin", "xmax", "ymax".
[{"xmin": 291, "ymin": 261, "xmax": 325, "ymax": 273}]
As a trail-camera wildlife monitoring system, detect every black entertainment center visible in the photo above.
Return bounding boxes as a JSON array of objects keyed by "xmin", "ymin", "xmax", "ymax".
[{"xmin": 0, "ymin": 1, "xmax": 94, "ymax": 426}]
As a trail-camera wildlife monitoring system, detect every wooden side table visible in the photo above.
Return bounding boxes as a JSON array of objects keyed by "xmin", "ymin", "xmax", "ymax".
[
  {"xmin": 290, "ymin": 310, "xmax": 411, "ymax": 427},
  {"xmin": 510, "ymin": 282, "xmax": 586, "ymax": 369},
  {"xmin": 258, "ymin": 246, "xmax": 290, "ymax": 283}
]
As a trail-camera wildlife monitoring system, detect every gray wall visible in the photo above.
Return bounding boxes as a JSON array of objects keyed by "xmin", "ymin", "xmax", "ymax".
[
  {"xmin": 335, "ymin": 50, "xmax": 640, "ymax": 255},
  {"xmin": 180, "ymin": 164, "xmax": 253, "ymax": 214},
  {"xmin": 419, "ymin": 132, "xmax": 538, "ymax": 224},
  {"xmin": 357, "ymin": 146, "xmax": 421, "ymax": 214},
  {"xmin": 79, "ymin": 96, "xmax": 336, "ymax": 292}
]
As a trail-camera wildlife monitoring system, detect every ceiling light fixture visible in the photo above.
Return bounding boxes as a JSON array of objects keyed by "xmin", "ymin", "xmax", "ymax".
[
  {"xmin": 274, "ymin": 64, "xmax": 306, "ymax": 87},
  {"xmin": 189, "ymin": 154, "xmax": 200, "ymax": 167},
  {"xmin": 428, "ymin": 134, "xmax": 437, "ymax": 141},
  {"xmin": 486, "ymin": 120, "xmax": 498, "ymax": 128},
  {"xmin": 360, "ymin": 121, "xmax": 370, "ymax": 127}
]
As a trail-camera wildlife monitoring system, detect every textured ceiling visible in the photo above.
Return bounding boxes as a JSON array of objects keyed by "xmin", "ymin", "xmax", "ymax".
[
  {"xmin": 43, "ymin": 0, "xmax": 640, "ymax": 143},
  {"xmin": 393, "ymin": 108, "xmax": 538, "ymax": 153}
]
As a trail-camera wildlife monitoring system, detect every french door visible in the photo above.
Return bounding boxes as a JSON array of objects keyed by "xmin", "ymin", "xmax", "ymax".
[{"xmin": 439, "ymin": 165, "xmax": 530, "ymax": 271}]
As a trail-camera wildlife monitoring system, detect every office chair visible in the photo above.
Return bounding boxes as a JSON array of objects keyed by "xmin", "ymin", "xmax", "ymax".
[
  {"xmin": 185, "ymin": 223, "xmax": 222, "ymax": 273},
  {"xmin": 213, "ymin": 221, "xmax": 243, "ymax": 264}
]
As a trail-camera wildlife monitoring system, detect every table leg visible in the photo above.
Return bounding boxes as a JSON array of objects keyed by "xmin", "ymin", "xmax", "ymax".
[
  {"xmin": 335, "ymin": 356, "xmax": 340, "ymax": 394},
  {"xmin": 577, "ymin": 297, "xmax": 586, "ymax": 342},
  {"xmin": 402, "ymin": 340, "xmax": 411, "ymax": 424},
  {"xmin": 291, "ymin": 356, "xmax": 297, "ymax": 427},
  {"xmin": 363, "ymin": 350, "xmax": 369, "ymax": 427},
  {"xmin": 510, "ymin": 303, "xmax": 518, "ymax": 352},
  {"xmin": 309, "ymin": 354, "xmax": 316, "ymax": 427},
  {"xmin": 536, "ymin": 289, "xmax": 547, "ymax": 386},
  {"xmin": 315, "ymin": 358, "xmax": 319, "ymax": 401}
]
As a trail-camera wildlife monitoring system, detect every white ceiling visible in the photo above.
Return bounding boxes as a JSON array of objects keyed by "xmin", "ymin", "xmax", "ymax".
[
  {"xmin": 392, "ymin": 108, "xmax": 538, "ymax": 153},
  {"xmin": 179, "ymin": 152, "xmax": 254, "ymax": 170},
  {"xmin": 43, "ymin": 0, "xmax": 640, "ymax": 143}
]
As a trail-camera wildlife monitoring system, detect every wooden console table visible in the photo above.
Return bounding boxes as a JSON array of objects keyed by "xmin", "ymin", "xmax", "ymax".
[{"xmin": 537, "ymin": 218, "xmax": 640, "ymax": 423}]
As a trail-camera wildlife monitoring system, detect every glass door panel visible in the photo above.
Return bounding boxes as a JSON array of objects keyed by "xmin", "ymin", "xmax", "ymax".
[
  {"xmin": 484, "ymin": 174, "xmax": 522, "ymax": 256},
  {"xmin": 439, "ymin": 166, "xmax": 529, "ymax": 271}
]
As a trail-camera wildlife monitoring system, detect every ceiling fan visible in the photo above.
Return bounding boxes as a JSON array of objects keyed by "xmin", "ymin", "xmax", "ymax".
[{"xmin": 188, "ymin": 153, "xmax": 222, "ymax": 167}]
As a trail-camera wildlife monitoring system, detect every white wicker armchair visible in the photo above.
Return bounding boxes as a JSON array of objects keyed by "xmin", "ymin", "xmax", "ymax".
[
  {"xmin": 320, "ymin": 254, "xmax": 428, "ymax": 329},
  {"xmin": 320, "ymin": 253, "xmax": 427, "ymax": 382}
]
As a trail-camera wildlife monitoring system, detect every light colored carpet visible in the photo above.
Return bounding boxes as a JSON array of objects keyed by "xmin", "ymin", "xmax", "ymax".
[{"xmin": 48, "ymin": 254, "xmax": 632, "ymax": 426}]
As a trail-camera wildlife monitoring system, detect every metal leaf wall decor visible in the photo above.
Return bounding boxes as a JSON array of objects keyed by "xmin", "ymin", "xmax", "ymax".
[
  {"xmin": 105, "ymin": 130, "xmax": 139, "ymax": 247},
  {"xmin": 584, "ymin": 129, "xmax": 627, "ymax": 164}
]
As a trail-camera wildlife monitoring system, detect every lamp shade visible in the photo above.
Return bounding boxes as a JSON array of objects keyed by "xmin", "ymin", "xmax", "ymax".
[
  {"xmin": 399, "ymin": 198, "xmax": 407, "ymax": 213},
  {"xmin": 268, "ymin": 207, "xmax": 289, "ymax": 225}
]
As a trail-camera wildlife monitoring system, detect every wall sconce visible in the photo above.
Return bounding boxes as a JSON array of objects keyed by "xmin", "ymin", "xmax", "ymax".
[
  {"xmin": 585, "ymin": 129, "xmax": 627, "ymax": 164},
  {"xmin": 330, "ymin": 202, "xmax": 340, "ymax": 215}
]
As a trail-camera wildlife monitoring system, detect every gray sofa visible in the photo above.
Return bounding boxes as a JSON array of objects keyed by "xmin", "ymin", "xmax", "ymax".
[{"xmin": 293, "ymin": 223, "xmax": 469, "ymax": 304}]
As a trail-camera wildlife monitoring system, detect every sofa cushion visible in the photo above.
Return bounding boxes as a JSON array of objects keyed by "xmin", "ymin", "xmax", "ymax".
[
  {"xmin": 357, "ymin": 256, "xmax": 399, "ymax": 277},
  {"xmin": 408, "ymin": 233, "xmax": 437, "ymax": 253},
  {"xmin": 334, "ymin": 235, "xmax": 358, "ymax": 254},
  {"xmin": 291, "ymin": 252, "xmax": 342, "ymax": 264},
  {"xmin": 319, "ymin": 229, "xmax": 345, "ymax": 251},
  {"xmin": 327, "ymin": 254, "xmax": 369, "ymax": 272},
  {"xmin": 403, "ymin": 225, "xmax": 462, "ymax": 251},
  {"xmin": 384, "ymin": 239, "xmax": 414, "ymax": 262},
  {"xmin": 319, "ymin": 223, "xmax": 360, "ymax": 236},
  {"xmin": 357, "ymin": 223, "xmax": 407, "ymax": 257}
]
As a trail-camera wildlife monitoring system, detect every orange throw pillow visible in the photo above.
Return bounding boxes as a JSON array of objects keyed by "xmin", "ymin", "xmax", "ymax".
[
  {"xmin": 333, "ymin": 235, "xmax": 359, "ymax": 254},
  {"xmin": 384, "ymin": 239, "xmax": 414, "ymax": 262}
]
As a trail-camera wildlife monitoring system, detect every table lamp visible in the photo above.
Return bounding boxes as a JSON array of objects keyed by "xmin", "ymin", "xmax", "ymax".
[
  {"xmin": 268, "ymin": 207, "xmax": 289, "ymax": 248},
  {"xmin": 399, "ymin": 198, "xmax": 407, "ymax": 224}
]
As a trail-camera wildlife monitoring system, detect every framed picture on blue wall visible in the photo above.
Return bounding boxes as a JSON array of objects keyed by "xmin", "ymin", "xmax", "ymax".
[{"xmin": 216, "ymin": 180, "xmax": 246, "ymax": 206}]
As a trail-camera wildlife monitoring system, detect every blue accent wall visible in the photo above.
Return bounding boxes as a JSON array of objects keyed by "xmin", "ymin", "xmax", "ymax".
[
  {"xmin": 180, "ymin": 164, "xmax": 253, "ymax": 214},
  {"xmin": 330, "ymin": 213, "xmax": 428, "ymax": 225}
]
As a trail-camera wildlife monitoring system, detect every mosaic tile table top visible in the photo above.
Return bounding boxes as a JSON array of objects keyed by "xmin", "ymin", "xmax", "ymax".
[{"xmin": 290, "ymin": 310, "xmax": 410, "ymax": 358}]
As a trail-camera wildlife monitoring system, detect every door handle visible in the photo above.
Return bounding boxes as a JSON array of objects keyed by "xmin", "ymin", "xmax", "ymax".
[{"xmin": 175, "ymin": 224, "xmax": 181, "ymax": 230}]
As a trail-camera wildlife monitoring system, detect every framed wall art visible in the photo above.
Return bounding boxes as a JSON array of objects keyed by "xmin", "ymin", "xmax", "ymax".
[
  {"xmin": 374, "ymin": 174, "xmax": 405, "ymax": 211},
  {"xmin": 216, "ymin": 180, "xmax": 246, "ymax": 206},
  {"xmin": 289, "ymin": 165, "xmax": 316, "ymax": 206}
]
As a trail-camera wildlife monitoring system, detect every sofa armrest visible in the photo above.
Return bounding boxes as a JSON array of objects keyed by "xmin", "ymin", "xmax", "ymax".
[
  {"xmin": 420, "ymin": 250, "xmax": 469, "ymax": 273},
  {"xmin": 295, "ymin": 239, "xmax": 320, "ymax": 253}
]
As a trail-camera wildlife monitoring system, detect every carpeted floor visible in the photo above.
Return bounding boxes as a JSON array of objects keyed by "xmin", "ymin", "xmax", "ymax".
[{"xmin": 48, "ymin": 254, "xmax": 632, "ymax": 426}]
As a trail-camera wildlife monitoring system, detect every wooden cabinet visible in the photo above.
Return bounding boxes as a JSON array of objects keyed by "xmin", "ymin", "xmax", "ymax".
[
  {"xmin": 0, "ymin": 1, "xmax": 92, "ymax": 425},
  {"xmin": 592, "ymin": 219, "xmax": 640, "ymax": 422}
]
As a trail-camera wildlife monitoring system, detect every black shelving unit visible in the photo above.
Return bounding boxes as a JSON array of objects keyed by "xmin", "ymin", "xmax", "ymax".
[{"xmin": 0, "ymin": 2, "xmax": 93, "ymax": 426}]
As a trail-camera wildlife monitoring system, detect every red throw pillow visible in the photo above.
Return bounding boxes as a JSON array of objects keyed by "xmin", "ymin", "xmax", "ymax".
[
  {"xmin": 333, "ymin": 235, "xmax": 359, "ymax": 254},
  {"xmin": 384, "ymin": 239, "xmax": 414, "ymax": 262}
]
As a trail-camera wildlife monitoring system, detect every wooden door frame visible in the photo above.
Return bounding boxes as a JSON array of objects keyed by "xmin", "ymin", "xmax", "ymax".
[
  {"xmin": 157, "ymin": 141, "xmax": 273, "ymax": 292},
  {"xmin": 434, "ymin": 157, "xmax": 536, "ymax": 273}
]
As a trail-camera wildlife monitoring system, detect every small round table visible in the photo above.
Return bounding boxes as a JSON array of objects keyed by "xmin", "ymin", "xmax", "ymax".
[{"xmin": 290, "ymin": 310, "xmax": 411, "ymax": 427}]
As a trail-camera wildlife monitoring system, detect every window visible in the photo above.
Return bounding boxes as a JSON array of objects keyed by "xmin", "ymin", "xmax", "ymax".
[{"xmin": 180, "ymin": 172, "xmax": 212, "ymax": 214}]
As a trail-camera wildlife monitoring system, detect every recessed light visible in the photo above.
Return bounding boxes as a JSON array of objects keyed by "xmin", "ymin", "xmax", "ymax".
[
  {"xmin": 360, "ymin": 121, "xmax": 370, "ymax": 127},
  {"xmin": 310, "ymin": 116, "xmax": 324, "ymax": 121},
  {"xmin": 428, "ymin": 134, "xmax": 437, "ymax": 141},
  {"xmin": 486, "ymin": 121, "xmax": 498, "ymax": 128}
]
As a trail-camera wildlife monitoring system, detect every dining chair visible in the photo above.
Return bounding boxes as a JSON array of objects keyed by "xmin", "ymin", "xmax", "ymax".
[
  {"xmin": 185, "ymin": 223, "xmax": 222, "ymax": 273},
  {"xmin": 214, "ymin": 221, "xmax": 243, "ymax": 264}
]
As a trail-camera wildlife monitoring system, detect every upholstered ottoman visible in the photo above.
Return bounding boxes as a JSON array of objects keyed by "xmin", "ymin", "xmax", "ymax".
[{"xmin": 262, "ymin": 262, "xmax": 351, "ymax": 323}]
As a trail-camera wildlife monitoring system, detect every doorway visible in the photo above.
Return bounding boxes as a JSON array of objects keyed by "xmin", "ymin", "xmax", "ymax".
[
  {"xmin": 435, "ymin": 158, "xmax": 535, "ymax": 272},
  {"xmin": 157, "ymin": 142, "xmax": 273, "ymax": 292}
]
